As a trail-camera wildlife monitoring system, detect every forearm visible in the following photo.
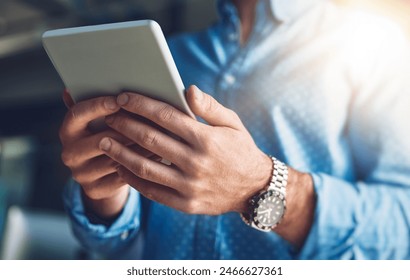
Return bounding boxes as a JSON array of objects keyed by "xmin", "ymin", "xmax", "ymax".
[{"xmin": 273, "ymin": 168, "xmax": 316, "ymax": 248}]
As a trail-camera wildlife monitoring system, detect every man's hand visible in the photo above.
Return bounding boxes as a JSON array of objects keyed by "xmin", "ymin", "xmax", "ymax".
[
  {"xmin": 99, "ymin": 86, "xmax": 315, "ymax": 247},
  {"xmin": 99, "ymin": 85, "xmax": 272, "ymax": 215},
  {"xmin": 59, "ymin": 94, "xmax": 150, "ymax": 219}
]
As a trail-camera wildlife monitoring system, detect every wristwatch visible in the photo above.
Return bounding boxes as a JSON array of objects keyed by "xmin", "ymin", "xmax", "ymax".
[{"xmin": 240, "ymin": 156, "xmax": 288, "ymax": 232}]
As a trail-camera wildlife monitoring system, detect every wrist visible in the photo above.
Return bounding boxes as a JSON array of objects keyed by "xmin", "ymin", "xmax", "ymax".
[
  {"xmin": 82, "ymin": 185, "xmax": 130, "ymax": 223},
  {"xmin": 236, "ymin": 152, "xmax": 272, "ymax": 213},
  {"xmin": 273, "ymin": 169, "xmax": 315, "ymax": 247}
]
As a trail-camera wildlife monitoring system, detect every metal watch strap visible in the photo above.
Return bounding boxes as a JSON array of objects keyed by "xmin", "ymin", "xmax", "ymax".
[
  {"xmin": 240, "ymin": 156, "xmax": 288, "ymax": 228},
  {"xmin": 267, "ymin": 157, "xmax": 288, "ymax": 196}
]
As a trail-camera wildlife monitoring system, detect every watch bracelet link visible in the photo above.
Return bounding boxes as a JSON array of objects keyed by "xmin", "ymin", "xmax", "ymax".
[
  {"xmin": 240, "ymin": 156, "xmax": 288, "ymax": 228},
  {"xmin": 269, "ymin": 157, "xmax": 288, "ymax": 195}
]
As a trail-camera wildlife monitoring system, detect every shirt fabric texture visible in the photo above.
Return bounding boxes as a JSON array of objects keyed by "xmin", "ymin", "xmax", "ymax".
[{"xmin": 63, "ymin": 0, "xmax": 410, "ymax": 259}]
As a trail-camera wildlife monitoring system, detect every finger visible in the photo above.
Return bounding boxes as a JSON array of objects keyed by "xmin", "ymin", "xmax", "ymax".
[
  {"xmin": 82, "ymin": 173, "xmax": 127, "ymax": 200},
  {"xmin": 60, "ymin": 96, "xmax": 120, "ymax": 141},
  {"xmin": 186, "ymin": 85, "xmax": 244, "ymax": 129},
  {"xmin": 71, "ymin": 155, "xmax": 120, "ymax": 184},
  {"xmin": 105, "ymin": 112, "xmax": 191, "ymax": 168},
  {"xmin": 62, "ymin": 89, "xmax": 75, "ymax": 109},
  {"xmin": 99, "ymin": 137, "xmax": 186, "ymax": 190},
  {"xmin": 116, "ymin": 92, "xmax": 200, "ymax": 142},
  {"xmin": 61, "ymin": 129, "xmax": 132, "ymax": 167},
  {"xmin": 117, "ymin": 166, "xmax": 190, "ymax": 213},
  {"xmin": 68, "ymin": 143, "xmax": 156, "ymax": 191}
]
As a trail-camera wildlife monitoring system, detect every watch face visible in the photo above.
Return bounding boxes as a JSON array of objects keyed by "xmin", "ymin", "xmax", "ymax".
[{"xmin": 254, "ymin": 191, "xmax": 285, "ymax": 229}]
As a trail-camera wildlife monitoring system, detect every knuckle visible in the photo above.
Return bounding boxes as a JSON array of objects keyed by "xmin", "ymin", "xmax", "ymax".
[
  {"xmin": 157, "ymin": 105, "xmax": 175, "ymax": 122},
  {"xmin": 111, "ymin": 144, "xmax": 123, "ymax": 159},
  {"xmin": 186, "ymin": 154, "xmax": 209, "ymax": 179},
  {"xmin": 201, "ymin": 134, "xmax": 217, "ymax": 152},
  {"xmin": 132, "ymin": 161, "xmax": 150, "ymax": 178},
  {"xmin": 186, "ymin": 161, "xmax": 202, "ymax": 180},
  {"xmin": 186, "ymin": 179, "xmax": 203, "ymax": 199},
  {"xmin": 133, "ymin": 94, "xmax": 144, "ymax": 105},
  {"xmin": 128, "ymin": 94, "xmax": 144, "ymax": 110},
  {"xmin": 142, "ymin": 130, "xmax": 158, "ymax": 147},
  {"xmin": 187, "ymin": 125, "xmax": 202, "ymax": 144},
  {"xmin": 116, "ymin": 119, "xmax": 130, "ymax": 133}
]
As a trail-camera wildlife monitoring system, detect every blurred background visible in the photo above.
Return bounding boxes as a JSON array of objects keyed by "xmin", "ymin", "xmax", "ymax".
[{"xmin": 0, "ymin": 0, "xmax": 408, "ymax": 259}]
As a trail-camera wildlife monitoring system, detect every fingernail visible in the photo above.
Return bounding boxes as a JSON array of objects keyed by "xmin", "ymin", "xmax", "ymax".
[
  {"xmin": 99, "ymin": 138, "xmax": 112, "ymax": 151},
  {"xmin": 117, "ymin": 93, "xmax": 129, "ymax": 106},
  {"xmin": 104, "ymin": 98, "xmax": 118, "ymax": 110}
]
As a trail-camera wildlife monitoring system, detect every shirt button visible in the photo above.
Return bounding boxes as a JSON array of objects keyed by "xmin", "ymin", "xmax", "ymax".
[
  {"xmin": 120, "ymin": 230, "xmax": 129, "ymax": 240},
  {"xmin": 224, "ymin": 74, "xmax": 236, "ymax": 85}
]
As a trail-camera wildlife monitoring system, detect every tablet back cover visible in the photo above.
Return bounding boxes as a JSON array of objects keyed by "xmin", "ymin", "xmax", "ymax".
[{"xmin": 42, "ymin": 20, "xmax": 192, "ymax": 116}]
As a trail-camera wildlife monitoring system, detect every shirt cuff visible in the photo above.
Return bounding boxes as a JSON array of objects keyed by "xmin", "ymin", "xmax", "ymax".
[{"xmin": 63, "ymin": 179, "xmax": 142, "ymax": 254}]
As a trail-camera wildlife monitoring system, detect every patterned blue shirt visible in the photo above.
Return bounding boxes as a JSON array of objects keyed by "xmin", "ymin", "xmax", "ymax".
[{"xmin": 64, "ymin": 0, "xmax": 410, "ymax": 259}]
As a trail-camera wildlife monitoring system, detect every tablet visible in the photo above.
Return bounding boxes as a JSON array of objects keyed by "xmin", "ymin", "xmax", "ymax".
[{"xmin": 42, "ymin": 20, "xmax": 193, "ymax": 117}]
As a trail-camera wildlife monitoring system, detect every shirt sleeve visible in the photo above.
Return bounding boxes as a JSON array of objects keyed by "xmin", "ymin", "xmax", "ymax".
[
  {"xmin": 63, "ymin": 179, "xmax": 143, "ymax": 257},
  {"xmin": 299, "ymin": 25, "xmax": 410, "ymax": 259}
]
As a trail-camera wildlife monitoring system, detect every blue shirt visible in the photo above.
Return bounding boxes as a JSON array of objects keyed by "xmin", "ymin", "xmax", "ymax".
[{"xmin": 63, "ymin": 0, "xmax": 410, "ymax": 259}]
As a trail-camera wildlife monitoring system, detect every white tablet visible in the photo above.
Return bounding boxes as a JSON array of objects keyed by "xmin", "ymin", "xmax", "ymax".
[{"xmin": 42, "ymin": 20, "xmax": 193, "ymax": 117}]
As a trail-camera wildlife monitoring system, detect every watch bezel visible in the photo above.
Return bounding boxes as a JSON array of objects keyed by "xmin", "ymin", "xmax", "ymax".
[{"xmin": 251, "ymin": 190, "xmax": 287, "ymax": 231}]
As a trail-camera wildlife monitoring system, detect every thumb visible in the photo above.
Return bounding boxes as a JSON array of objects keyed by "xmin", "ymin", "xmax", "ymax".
[{"xmin": 186, "ymin": 85, "xmax": 243, "ymax": 129}]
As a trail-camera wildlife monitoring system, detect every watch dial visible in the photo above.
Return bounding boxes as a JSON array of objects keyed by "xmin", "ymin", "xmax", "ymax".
[{"xmin": 255, "ymin": 194, "xmax": 284, "ymax": 227}]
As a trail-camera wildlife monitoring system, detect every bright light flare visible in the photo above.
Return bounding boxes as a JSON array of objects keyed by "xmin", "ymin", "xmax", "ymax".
[{"xmin": 340, "ymin": 9, "xmax": 409, "ymax": 81}]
